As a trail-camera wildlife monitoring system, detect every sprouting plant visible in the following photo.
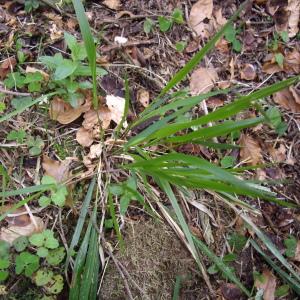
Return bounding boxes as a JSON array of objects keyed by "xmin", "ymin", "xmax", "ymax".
[
  {"xmin": 39, "ymin": 32, "xmax": 107, "ymax": 107},
  {"xmin": 144, "ymin": 8, "xmax": 184, "ymax": 34},
  {"xmin": 224, "ymin": 24, "xmax": 241, "ymax": 52},
  {"xmin": 24, "ymin": 0, "xmax": 40, "ymax": 13},
  {"xmin": 39, "ymin": 176, "xmax": 68, "ymax": 207}
]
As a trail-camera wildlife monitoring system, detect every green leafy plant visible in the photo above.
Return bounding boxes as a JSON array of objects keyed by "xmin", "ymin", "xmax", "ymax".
[
  {"xmin": 40, "ymin": 176, "xmax": 68, "ymax": 207},
  {"xmin": 175, "ymin": 41, "xmax": 187, "ymax": 52},
  {"xmin": 24, "ymin": 0, "xmax": 40, "ymax": 13},
  {"xmin": 39, "ymin": 32, "xmax": 106, "ymax": 107},
  {"xmin": 143, "ymin": 8, "xmax": 184, "ymax": 34},
  {"xmin": 224, "ymin": 24, "xmax": 242, "ymax": 52},
  {"xmin": 284, "ymin": 235, "xmax": 297, "ymax": 258},
  {"xmin": 4, "ymin": 71, "xmax": 43, "ymax": 92}
]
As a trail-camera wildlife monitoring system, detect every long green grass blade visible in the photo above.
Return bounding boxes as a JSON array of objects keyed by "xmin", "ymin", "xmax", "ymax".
[
  {"xmin": 0, "ymin": 184, "xmax": 53, "ymax": 198},
  {"xmin": 72, "ymin": 0, "xmax": 97, "ymax": 108},
  {"xmin": 65, "ymin": 177, "xmax": 96, "ymax": 273}
]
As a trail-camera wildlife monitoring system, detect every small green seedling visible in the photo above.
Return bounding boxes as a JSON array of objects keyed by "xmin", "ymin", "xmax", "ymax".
[
  {"xmin": 40, "ymin": 175, "xmax": 68, "ymax": 207},
  {"xmin": 284, "ymin": 235, "xmax": 297, "ymax": 258},
  {"xmin": 7, "ymin": 130, "xmax": 26, "ymax": 143},
  {"xmin": 221, "ymin": 156, "xmax": 236, "ymax": 168},
  {"xmin": 0, "ymin": 241, "xmax": 10, "ymax": 282},
  {"xmin": 39, "ymin": 32, "xmax": 107, "ymax": 107},
  {"xmin": 15, "ymin": 251, "xmax": 40, "ymax": 277},
  {"xmin": 275, "ymin": 284, "xmax": 290, "ymax": 297},
  {"xmin": 24, "ymin": 0, "xmax": 40, "ymax": 12},
  {"xmin": 4, "ymin": 71, "xmax": 43, "ymax": 92},
  {"xmin": 265, "ymin": 106, "xmax": 287, "ymax": 136},
  {"xmin": 275, "ymin": 53, "xmax": 284, "ymax": 68},
  {"xmin": 27, "ymin": 135, "xmax": 45, "ymax": 156},
  {"xmin": 0, "ymin": 102, "xmax": 5, "ymax": 113},
  {"xmin": 224, "ymin": 24, "xmax": 241, "ymax": 52},
  {"xmin": 175, "ymin": 41, "xmax": 187, "ymax": 52}
]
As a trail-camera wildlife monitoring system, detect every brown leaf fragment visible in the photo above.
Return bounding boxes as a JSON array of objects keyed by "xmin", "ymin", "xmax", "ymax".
[
  {"xmin": 215, "ymin": 38, "xmax": 229, "ymax": 53},
  {"xmin": 273, "ymin": 86, "xmax": 300, "ymax": 112},
  {"xmin": 49, "ymin": 97, "xmax": 91, "ymax": 125},
  {"xmin": 268, "ymin": 144, "xmax": 286, "ymax": 162},
  {"xmin": 240, "ymin": 64, "xmax": 257, "ymax": 81},
  {"xmin": 190, "ymin": 67, "xmax": 218, "ymax": 95},
  {"xmin": 82, "ymin": 107, "xmax": 112, "ymax": 130},
  {"xmin": 294, "ymin": 241, "xmax": 300, "ymax": 262},
  {"xmin": 221, "ymin": 283, "xmax": 244, "ymax": 300},
  {"xmin": 287, "ymin": 0, "xmax": 300, "ymax": 37},
  {"xmin": 274, "ymin": 8, "xmax": 290, "ymax": 32},
  {"xmin": 239, "ymin": 134, "xmax": 262, "ymax": 165},
  {"xmin": 137, "ymin": 89, "xmax": 150, "ymax": 108},
  {"xmin": 103, "ymin": 0, "xmax": 120, "ymax": 10},
  {"xmin": 255, "ymin": 270, "xmax": 277, "ymax": 300},
  {"xmin": 284, "ymin": 49, "xmax": 300, "ymax": 74},
  {"xmin": 0, "ymin": 57, "xmax": 16, "ymax": 80},
  {"xmin": 25, "ymin": 66, "xmax": 49, "ymax": 81},
  {"xmin": 76, "ymin": 127, "xmax": 94, "ymax": 147},
  {"xmin": 189, "ymin": 0, "xmax": 213, "ymax": 37},
  {"xmin": 0, "ymin": 207, "xmax": 45, "ymax": 245},
  {"xmin": 42, "ymin": 155, "xmax": 71, "ymax": 183}
]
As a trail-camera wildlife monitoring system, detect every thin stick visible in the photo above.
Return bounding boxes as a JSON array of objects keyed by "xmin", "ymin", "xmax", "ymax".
[{"xmin": 0, "ymin": 86, "xmax": 31, "ymax": 97}]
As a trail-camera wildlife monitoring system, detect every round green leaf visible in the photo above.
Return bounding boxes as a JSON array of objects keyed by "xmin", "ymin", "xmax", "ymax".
[
  {"xmin": 0, "ymin": 241, "xmax": 10, "ymax": 259},
  {"xmin": 38, "ymin": 196, "xmax": 51, "ymax": 208},
  {"xmin": 0, "ymin": 258, "xmax": 10, "ymax": 269},
  {"xmin": 35, "ymin": 269, "xmax": 53, "ymax": 286},
  {"xmin": 0, "ymin": 270, "xmax": 8, "ymax": 281},
  {"xmin": 29, "ymin": 233, "xmax": 44, "ymax": 247},
  {"xmin": 37, "ymin": 247, "xmax": 49, "ymax": 258},
  {"xmin": 45, "ymin": 274, "xmax": 64, "ymax": 294},
  {"xmin": 46, "ymin": 247, "xmax": 65, "ymax": 266},
  {"xmin": 13, "ymin": 236, "xmax": 29, "ymax": 252}
]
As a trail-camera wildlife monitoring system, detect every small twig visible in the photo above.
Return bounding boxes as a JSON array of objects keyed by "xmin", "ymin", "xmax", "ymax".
[
  {"xmin": 0, "ymin": 86, "xmax": 31, "ymax": 97},
  {"xmin": 101, "ymin": 39, "xmax": 158, "ymax": 53}
]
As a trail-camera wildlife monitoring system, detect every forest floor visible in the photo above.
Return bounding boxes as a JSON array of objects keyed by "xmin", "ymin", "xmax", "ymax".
[{"xmin": 0, "ymin": 0, "xmax": 300, "ymax": 299}]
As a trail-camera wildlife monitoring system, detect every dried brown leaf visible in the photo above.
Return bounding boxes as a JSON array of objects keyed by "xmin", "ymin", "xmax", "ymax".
[
  {"xmin": 76, "ymin": 127, "xmax": 94, "ymax": 147},
  {"xmin": 137, "ymin": 89, "xmax": 150, "ymax": 108},
  {"xmin": 106, "ymin": 94, "xmax": 126, "ymax": 125},
  {"xmin": 25, "ymin": 66, "xmax": 49, "ymax": 81},
  {"xmin": 103, "ymin": 0, "xmax": 120, "ymax": 10},
  {"xmin": 255, "ymin": 270, "xmax": 277, "ymax": 300},
  {"xmin": 287, "ymin": 0, "xmax": 300, "ymax": 37},
  {"xmin": 49, "ymin": 97, "xmax": 91, "ymax": 124},
  {"xmin": 42, "ymin": 155, "xmax": 71, "ymax": 183},
  {"xmin": 239, "ymin": 134, "xmax": 262, "ymax": 165},
  {"xmin": 0, "ymin": 210, "xmax": 44, "ymax": 245},
  {"xmin": 273, "ymin": 86, "xmax": 300, "ymax": 112},
  {"xmin": 294, "ymin": 241, "xmax": 300, "ymax": 262},
  {"xmin": 240, "ymin": 64, "xmax": 257, "ymax": 80},
  {"xmin": 268, "ymin": 144, "xmax": 286, "ymax": 162},
  {"xmin": 221, "ymin": 283, "xmax": 244, "ymax": 300},
  {"xmin": 82, "ymin": 107, "xmax": 112, "ymax": 130},
  {"xmin": 190, "ymin": 67, "xmax": 218, "ymax": 95},
  {"xmin": 189, "ymin": 0, "xmax": 213, "ymax": 37},
  {"xmin": 0, "ymin": 56, "xmax": 16, "ymax": 80}
]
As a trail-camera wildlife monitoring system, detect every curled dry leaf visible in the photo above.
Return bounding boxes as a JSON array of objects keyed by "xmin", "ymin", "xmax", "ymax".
[
  {"xmin": 103, "ymin": 0, "xmax": 120, "ymax": 10},
  {"xmin": 25, "ymin": 66, "xmax": 49, "ymax": 81},
  {"xmin": 106, "ymin": 94, "xmax": 126, "ymax": 126},
  {"xmin": 190, "ymin": 67, "xmax": 218, "ymax": 95},
  {"xmin": 137, "ymin": 89, "xmax": 150, "ymax": 107},
  {"xmin": 294, "ymin": 240, "xmax": 300, "ymax": 262},
  {"xmin": 76, "ymin": 127, "xmax": 94, "ymax": 147},
  {"xmin": 287, "ymin": 0, "xmax": 300, "ymax": 37},
  {"xmin": 49, "ymin": 96, "xmax": 91, "ymax": 125},
  {"xmin": 273, "ymin": 86, "xmax": 300, "ymax": 112},
  {"xmin": 254, "ymin": 269, "xmax": 277, "ymax": 300},
  {"xmin": 240, "ymin": 64, "xmax": 257, "ymax": 81},
  {"xmin": 221, "ymin": 283, "xmax": 244, "ymax": 300},
  {"xmin": 239, "ymin": 134, "xmax": 262, "ymax": 165},
  {"xmin": 189, "ymin": 0, "xmax": 213, "ymax": 38},
  {"xmin": 42, "ymin": 155, "xmax": 71, "ymax": 183},
  {"xmin": 82, "ymin": 107, "xmax": 112, "ymax": 130},
  {"xmin": 0, "ymin": 207, "xmax": 44, "ymax": 244},
  {"xmin": 0, "ymin": 56, "xmax": 16, "ymax": 80},
  {"xmin": 268, "ymin": 144, "xmax": 286, "ymax": 162}
]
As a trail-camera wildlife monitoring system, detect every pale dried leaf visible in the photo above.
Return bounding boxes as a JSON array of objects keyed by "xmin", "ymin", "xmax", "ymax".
[
  {"xmin": 190, "ymin": 67, "xmax": 218, "ymax": 95},
  {"xmin": 284, "ymin": 49, "xmax": 300, "ymax": 73},
  {"xmin": 294, "ymin": 241, "xmax": 300, "ymax": 262},
  {"xmin": 0, "ymin": 216, "xmax": 44, "ymax": 245},
  {"xmin": 103, "ymin": 0, "xmax": 120, "ymax": 10},
  {"xmin": 239, "ymin": 134, "xmax": 262, "ymax": 165},
  {"xmin": 240, "ymin": 64, "xmax": 257, "ymax": 80},
  {"xmin": 268, "ymin": 144, "xmax": 286, "ymax": 162},
  {"xmin": 42, "ymin": 155, "xmax": 71, "ymax": 183},
  {"xmin": 255, "ymin": 270, "xmax": 277, "ymax": 300},
  {"xmin": 189, "ymin": 0, "xmax": 213, "ymax": 37},
  {"xmin": 88, "ymin": 143, "xmax": 102, "ymax": 159},
  {"xmin": 273, "ymin": 86, "xmax": 300, "ymax": 112},
  {"xmin": 49, "ymin": 97, "xmax": 91, "ymax": 124},
  {"xmin": 287, "ymin": 0, "xmax": 300, "ymax": 37},
  {"xmin": 25, "ymin": 66, "xmax": 49, "ymax": 81},
  {"xmin": 137, "ymin": 89, "xmax": 150, "ymax": 107},
  {"xmin": 82, "ymin": 107, "xmax": 112, "ymax": 130},
  {"xmin": 0, "ymin": 57, "xmax": 16, "ymax": 80},
  {"xmin": 76, "ymin": 127, "xmax": 94, "ymax": 147},
  {"xmin": 106, "ymin": 94, "xmax": 126, "ymax": 125}
]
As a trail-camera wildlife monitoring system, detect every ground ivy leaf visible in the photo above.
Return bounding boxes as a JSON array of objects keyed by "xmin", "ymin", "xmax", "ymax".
[
  {"xmin": 37, "ymin": 247, "xmax": 49, "ymax": 258},
  {"xmin": 0, "ymin": 258, "xmax": 10, "ymax": 269},
  {"xmin": 35, "ymin": 269, "xmax": 53, "ymax": 286},
  {"xmin": 15, "ymin": 252, "xmax": 39, "ymax": 277},
  {"xmin": 46, "ymin": 247, "xmax": 65, "ymax": 266},
  {"xmin": 158, "ymin": 16, "xmax": 172, "ymax": 32},
  {"xmin": 0, "ymin": 270, "xmax": 8, "ymax": 281},
  {"xmin": 51, "ymin": 186, "xmax": 67, "ymax": 207},
  {"xmin": 13, "ymin": 236, "xmax": 28, "ymax": 252},
  {"xmin": 45, "ymin": 274, "xmax": 64, "ymax": 294},
  {"xmin": 38, "ymin": 196, "xmax": 51, "ymax": 208},
  {"xmin": 284, "ymin": 235, "xmax": 297, "ymax": 257},
  {"xmin": 0, "ymin": 241, "xmax": 10, "ymax": 259},
  {"xmin": 43, "ymin": 230, "xmax": 59, "ymax": 249},
  {"xmin": 29, "ymin": 233, "xmax": 45, "ymax": 247}
]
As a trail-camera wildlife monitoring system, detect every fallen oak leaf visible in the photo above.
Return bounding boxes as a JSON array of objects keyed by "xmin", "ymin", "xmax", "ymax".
[
  {"xmin": 240, "ymin": 64, "xmax": 257, "ymax": 81},
  {"xmin": 76, "ymin": 127, "xmax": 94, "ymax": 147},
  {"xmin": 42, "ymin": 155, "xmax": 71, "ymax": 183},
  {"xmin": 0, "ymin": 57, "xmax": 16, "ymax": 80},
  {"xmin": 103, "ymin": 0, "xmax": 120, "ymax": 10},
  {"xmin": 287, "ymin": 0, "xmax": 300, "ymax": 37},
  {"xmin": 82, "ymin": 107, "xmax": 112, "ymax": 130},
  {"xmin": 273, "ymin": 86, "xmax": 300, "ymax": 113},
  {"xmin": 49, "ymin": 96, "xmax": 91, "ymax": 124},
  {"xmin": 106, "ymin": 94, "xmax": 126, "ymax": 126},
  {"xmin": 239, "ymin": 134, "xmax": 263, "ymax": 165},
  {"xmin": 190, "ymin": 67, "xmax": 218, "ymax": 95},
  {"xmin": 255, "ymin": 270, "xmax": 277, "ymax": 300},
  {"xmin": 189, "ymin": 0, "xmax": 213, "ymax": 37}
]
